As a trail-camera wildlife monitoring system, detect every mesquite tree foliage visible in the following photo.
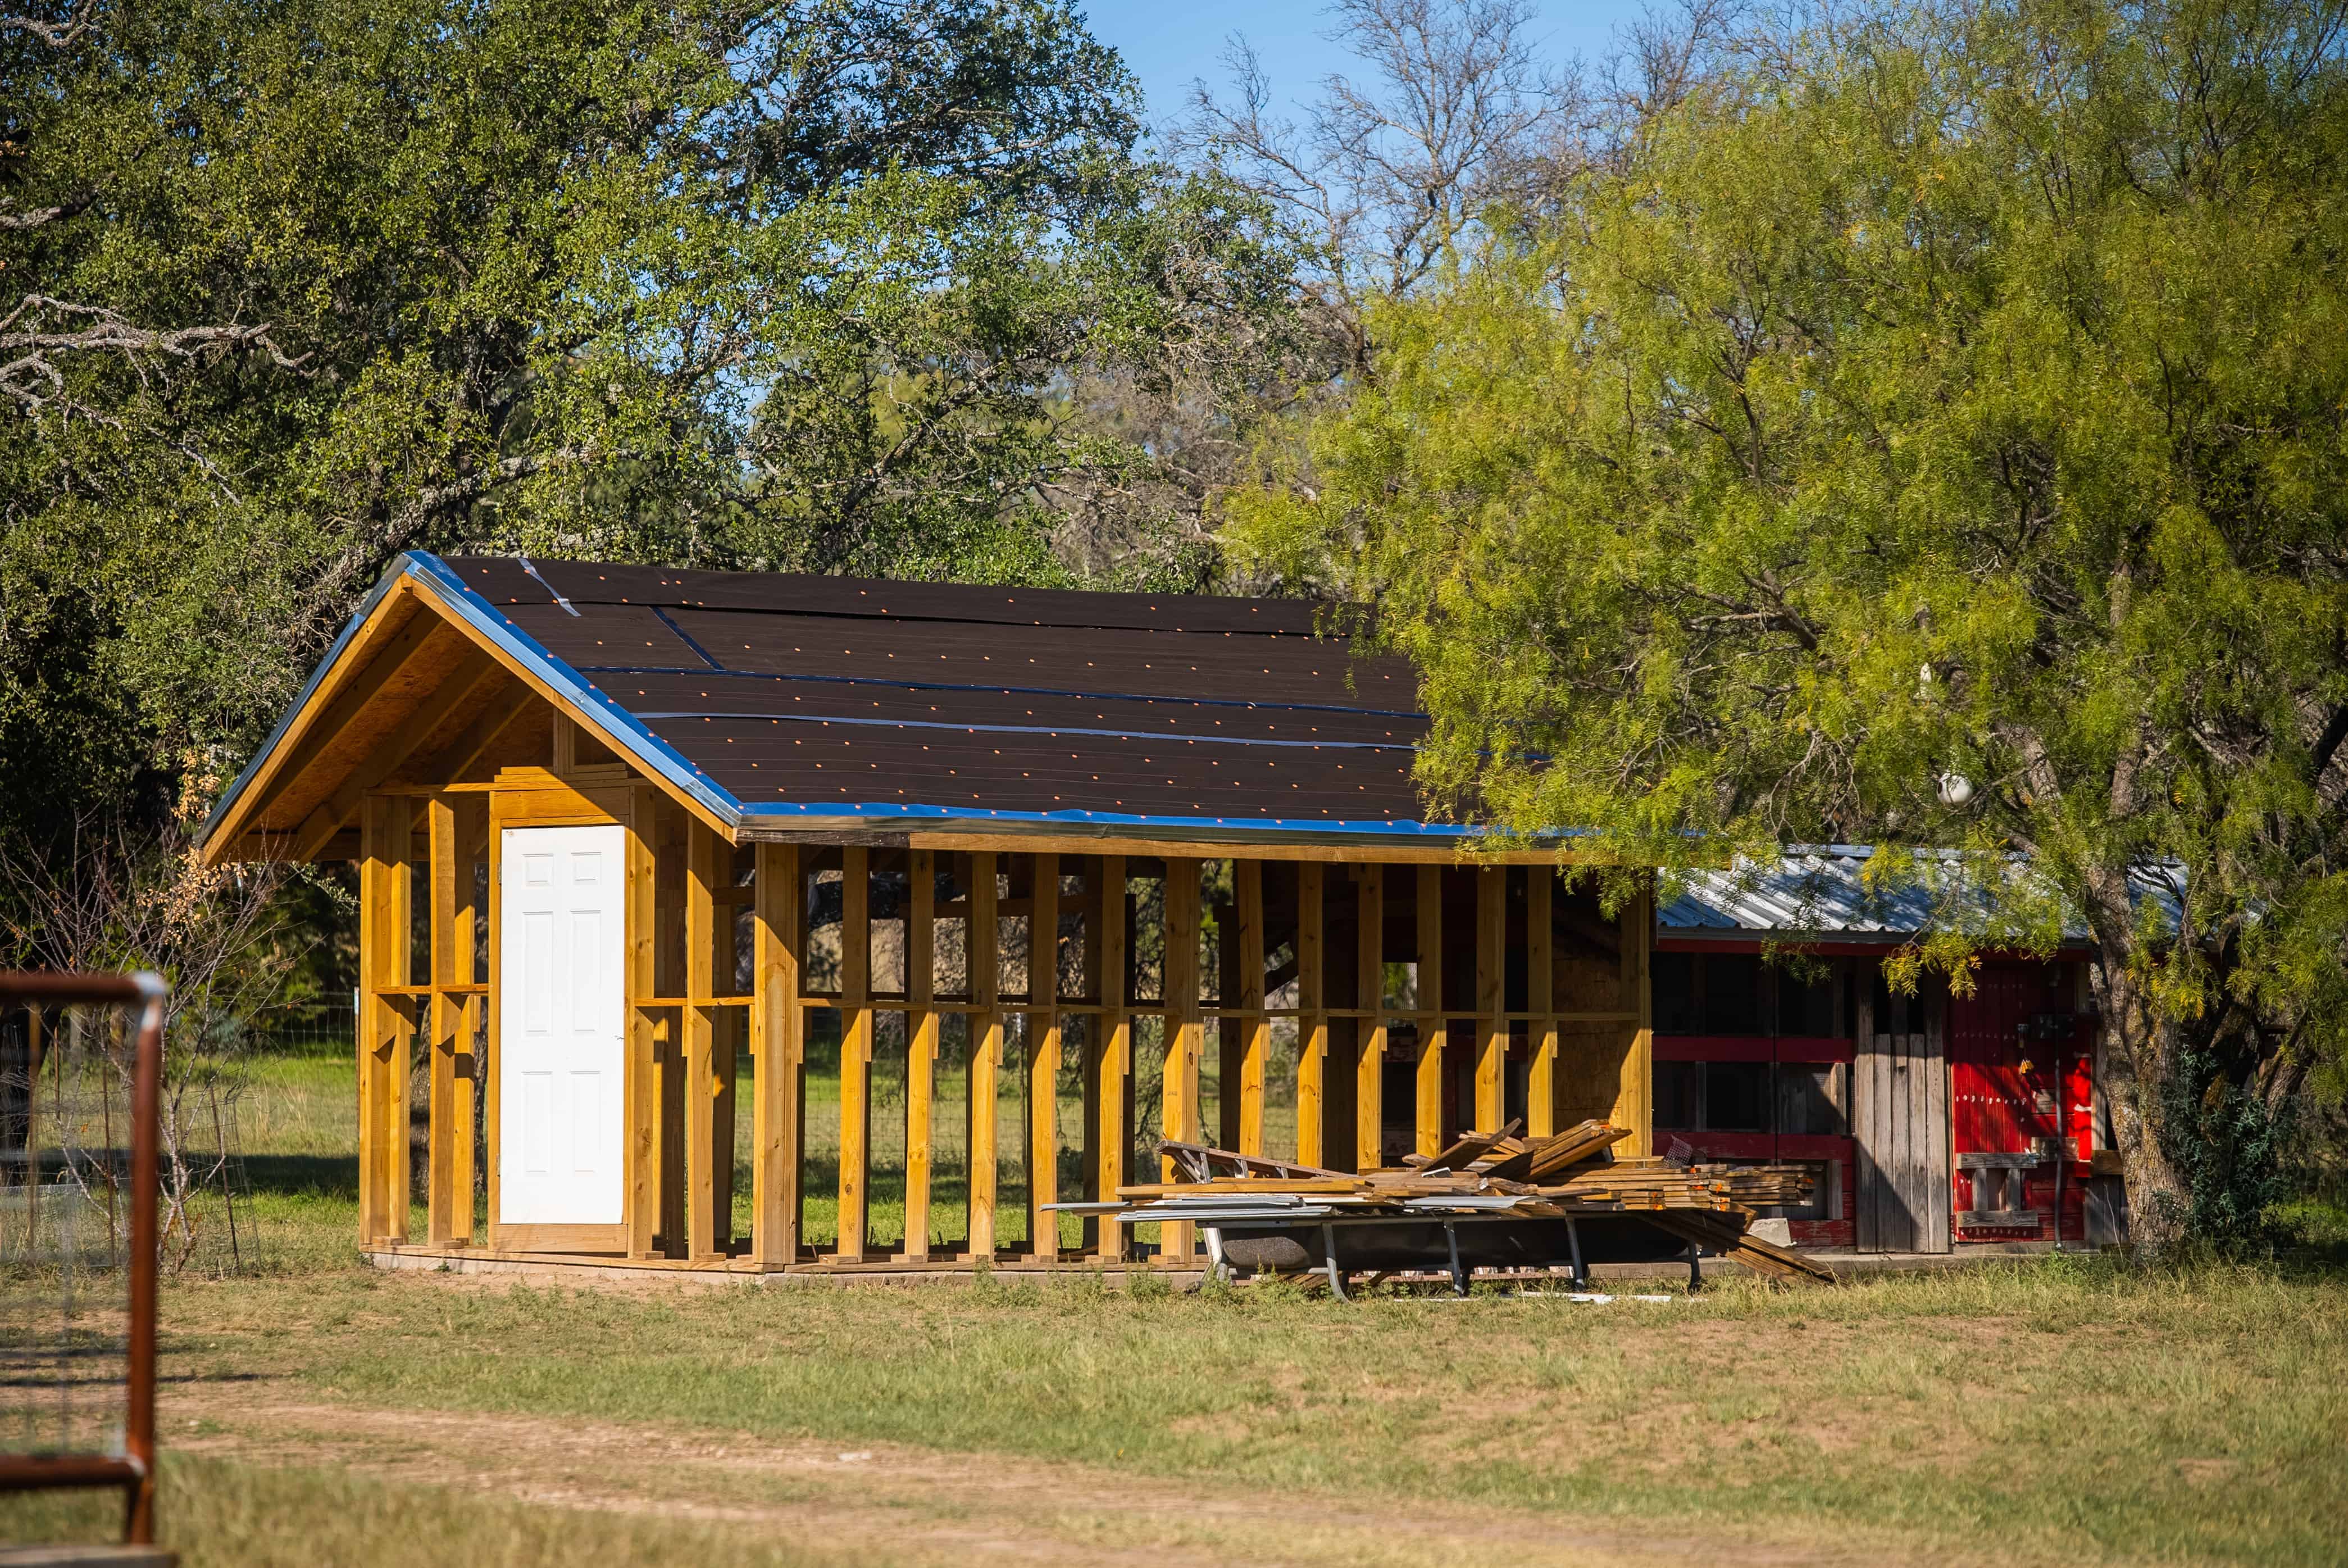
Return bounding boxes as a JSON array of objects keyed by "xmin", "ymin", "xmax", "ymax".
[{"xmin": 1230, "ymin": 0, "xmax": 2348, "ymax": 1246}]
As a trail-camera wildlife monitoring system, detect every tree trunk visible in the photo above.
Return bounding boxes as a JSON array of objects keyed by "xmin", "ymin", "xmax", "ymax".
[{"xmin": 2082, "ymin": 883, "xmax": 2191, "ymax": 1250}]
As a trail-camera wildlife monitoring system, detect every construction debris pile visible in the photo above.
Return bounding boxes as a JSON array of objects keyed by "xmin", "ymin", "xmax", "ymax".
[{"xmin": 1054, "ymin": 1120, "xmax": 1836, "ymax": 1287}]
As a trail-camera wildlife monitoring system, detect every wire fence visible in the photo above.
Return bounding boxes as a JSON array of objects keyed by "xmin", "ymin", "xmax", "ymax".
[{"xmin": 1, "ymin": 982, "xmax": 163, "ymax": 1545}]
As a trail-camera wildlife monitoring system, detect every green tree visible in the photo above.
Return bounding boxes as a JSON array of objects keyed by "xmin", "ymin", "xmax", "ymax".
[
  {"xmin": 1, "ymin": 0, "xmax": 1300, "ymax": 852},
  {"xmin": 1229, "ymin": 0, "xmax": 2348, "ymax": 1247}
]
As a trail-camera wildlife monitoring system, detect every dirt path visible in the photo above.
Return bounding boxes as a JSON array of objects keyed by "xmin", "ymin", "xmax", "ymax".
[{"xmin": 163, "ymin": 1376, "xmax": 1951, "ymax": 1568}]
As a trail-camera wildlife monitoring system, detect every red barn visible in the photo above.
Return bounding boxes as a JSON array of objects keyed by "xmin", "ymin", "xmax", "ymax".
[{"xmin": 1656, "ymin": 849, "xmax": 2128, "ymax": 1253}]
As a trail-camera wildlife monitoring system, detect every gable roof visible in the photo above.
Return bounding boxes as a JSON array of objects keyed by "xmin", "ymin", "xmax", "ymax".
[{"xmin": 204, "ymin": 551, "xmax": 1459, "ymax": 857}]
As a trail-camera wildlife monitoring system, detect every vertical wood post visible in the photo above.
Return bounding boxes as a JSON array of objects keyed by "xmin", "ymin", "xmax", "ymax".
[
  {"xmin": 624, "ymin": 788, "xmax": 660, "ymax": 1257},
  {"xmin": 1295, "ymin": 862, "xmax": 1326, "ymax": 1168},
  {"xmin": 1475, "ymin": 867, "xmax": 1506, "ymax": 1133},
  {"xmin": 357, "ymin": 794, "xmax": 412, "ymax": 1245},
  {"xmin": 685, "ymin": 821, "xmax": 725, "ymax": 1259},
  {"xmin": 905, "ymin": 849, "xmax": 936, "ymax": 1261},
  {"xmin": 1161, "ymin": 857, "xmax": 1201, "ymax": 1259},
  {"xmin": 752, "ymin": 841, "xmax": 803, "ymax": 1268},
  {"xmin": 1027, "ymin": 853, "xmax": 1060, "ymax": 1259},
  {"xmin": 653, "ymin": 802, "xmax": 686, "ymax": 1252},
  {"xmin": 1617, "ymin": 879, "xmax": 1654, "ymax": 1156},
  {"xmin": 836, "ymin": 846, "xmax": 871, "ymax": 1259},
  {"xmin": 968, "ymin": 853, "xmax": 1000, "ymax": 1260},
  {"xmin": 1093, "ymin": 856, "xmax": 1128, "ymax": 1261},
  {"xmin": 425, "ymin": 795, "xmax": 471, "ymax": 1245},
  {"xmin": 1235, "ymin": 859, "xmax": 1267, "ymax": 1156},
  {"xmin": 1526, "ymin": 869, "xmax": 1556, "ymax": 1138},
  {"xmin": 1414, "ymin": 863, "xmax": 1445, "ymax": 1157},
  {"xmin": 1355, "ymin": 864, "xmax": 1385, "ymax": 1172}
]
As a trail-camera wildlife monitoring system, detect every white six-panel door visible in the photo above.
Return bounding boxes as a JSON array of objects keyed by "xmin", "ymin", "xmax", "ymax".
[{"xmin": 498, "ymin": 824, "xmax": 626, "ymax": 1227}]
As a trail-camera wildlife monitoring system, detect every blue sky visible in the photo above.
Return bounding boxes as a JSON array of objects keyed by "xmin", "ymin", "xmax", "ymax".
[{"xmin": 1083, "ymin": 2, "xmax": 1658, "ymax": 134}]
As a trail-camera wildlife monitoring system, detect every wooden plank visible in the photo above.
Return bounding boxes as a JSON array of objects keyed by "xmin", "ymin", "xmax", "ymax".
[
  {"xmin": 1476, "ymin": 867, "xmax": 1505, "ymax": 1133},
  {"xmin": 1355, "ymin": 864, "xmax": 1385, "ymax": 1173},
  {"xmin": 1093, "ymin": 856, "xmax": 1129, "ymax": 1261},
  {"xmin": 1924, "ymin": 993, "xmax": 1951, "ymax": 1253},
  {"xmin": 1235, "ymin": 859, "xmax": 1267, "ymax": 1156},
  {"xmin": 425, "ymin": 796, "xmax": 462, "ymax": 1244},
  {"xmin": 484, "ymin": 801, "xmax": 503, "ymax": 1243},
  {"xmin": 411, "ymin": 680, "xmax": 535, "ymax": 785},
  {"xmin": 685, "ymin": 820, "xmax": 724, "ymax": 1259},
  {"xmin": 1852, "ymin": 973, "xmax": 1880, "ymax": 1251},
  {"xmin": 293, "ymin": 651, "xmax": 498, "ymax": 860},
  {"xmin": 625, "ymin": 790, "xmax": 661, "ymax": 1257},
  {"xmin": 905, "ymin": 849, "xmax": 936, "ymax": 1261},
  {"xmin": 967, "ymin": 853, "xmax": 1000, "ymax": 1260},
  {"xmin": 1526, "ymin": 870, "xmax": 1555, "ymax": 1139},
  {"xmin": 750, "ymin": 841, "xmax": 803, "ymax": 1269},
  {"xmin": 1161, "ymin": 856, "xmax": 1202, "ymax": 1258},
  {"xmin": 357, "ymin": 794, "xmax": 412, "ymax": 1245},
  {"xmin": 1414, "ymin": 863, "xmax": 1445, "ymax": 1157},
  {"xmin": 451, "ymin": 797, "xmax": 486, "ymax": 1242},
  {"xmin": 899, "ymin": 831, "xmax": 1600, "ymax": 865},
  {"xmin": 836, "ymin": 846, "xmax": 872, "ymax": 1259},
  {"xmin": 1027, "ymin": 852, "xmax": 1060, "ymax": 1259},
  {"xmin": 1295, "ymin": 862, "xmax": 1326, "ymax": 1168},
  {"xmin": 1616, "ymin": 880, "xmax": 1654, "ymax": 1157}
]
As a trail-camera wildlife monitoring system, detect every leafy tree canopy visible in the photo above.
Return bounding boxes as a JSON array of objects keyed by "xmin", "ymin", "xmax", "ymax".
[
  {"xmin": 1227, "ymin": 0, "xmax": 2348, "ymax": 1244},
  {"xmin": 0, "ymin": 0, "xmax": 1302, "ymax": 849}
]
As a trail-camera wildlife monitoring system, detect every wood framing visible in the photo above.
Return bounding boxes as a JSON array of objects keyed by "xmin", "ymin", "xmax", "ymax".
[
  {"xmin": 968, "ymin": 852, "xmax": 1000, "ymax": 1260},
  {"xmin": 904, "ymin": 848, "xmax": 936, "ymax": 1262},
  {"xmin": 213, "ymin": 552, "xmax": 1685, "ymax": 1279}
]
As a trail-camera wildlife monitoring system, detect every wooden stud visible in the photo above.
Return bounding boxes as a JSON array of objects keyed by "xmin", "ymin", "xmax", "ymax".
[
  {"xmin": 1526, "ymin": 869, "xmax": 1557, "ymax": 1138},
  {"xmin": 1217, "ymin": 900, "xmax": 1241, "ymax": 1154},
  {"xmin": 1355, "ymin": 865, "xmax": 1385, "ymax": 1173},
  {"xmin": 1414, "ymin": 863, "xmax": 1445, "ymax": 1157},
  {"xmin": 1093, "ymin": 856, "xmax": 1129, "ymax": 1261},
  {"xmin": 751, "ymin": 842, "xmax": 803, "ymax": 1268},
  {"xmin": 425, "ymin": 796, "xmax": 467, "ymax": 1245},
  {"xmin": 685, "ymin": 820, "xmax": 727, "ymax": 1259},
  {"xmin": 659, "ymin": 805, "xmax": 690, "ymax": 1252},
  {"xmin": 484, "ymin": 803, "xmax": 504, "ymax": 1241},
  {"xmin": 1476, "ymin": 867, "xmax": 1506, "ymax": 1133},
  {"xmin": 625, "ymin": 790, "xmax": 661, "ymax": 1257},
  {"xmin": 1234, "ymin": 860, "xmax": 1268, "ymax": 1156},
  {"xmin": 1161, "ymin": 858, "xmax": 1201, "ymax": 1259},
  {"xmin": 903, "ymin": 849, "xmax": 938, "ymax": 1260},
  {"xmin": 1617, "ymin": 879, "xmax": 1654, "ymax": 1157},
  {"xmin": 967, "ymin": 853, "xmax": 1000, "ymax": 1260},
  {"xmin": 1295, "ymin": 863, "xmax": 1326, "ymax": 1168},
  {"xmin": 1027, "ymin": 854, "xmax": 1060, "ymax": 1260},
  {"xmin": 357, "ymin": 794, "xmax": 413, "ymax": 1245},
  {"xmin": 836, "ymin": 846, "xmax": 872, "ymax": 1260},
  {"xmin": 551, "ymin": 712, "xmax": 578, "ymax": 776}
]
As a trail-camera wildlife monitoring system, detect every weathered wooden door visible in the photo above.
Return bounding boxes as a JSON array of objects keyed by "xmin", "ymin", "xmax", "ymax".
[
  {"xmin": 1947, "ymin": 961, "xmax": 2092, "ymax": 1242},
  {"xmin": 1853, "ymin": 982, "xmax": 1951, "ymax": 1252},
  {"xmin": 497, "ymin": 823, "xmax": 627, "ymax": 1246}
]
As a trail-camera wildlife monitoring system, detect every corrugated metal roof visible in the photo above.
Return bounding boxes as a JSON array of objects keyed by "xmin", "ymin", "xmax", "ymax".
[{"xmin": 1663, "ymin": 846, "xmax": 2181, "ymax": 942}]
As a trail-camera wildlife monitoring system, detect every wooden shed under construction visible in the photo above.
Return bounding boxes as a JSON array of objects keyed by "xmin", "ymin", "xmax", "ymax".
[{"xmin": 200, "ymin": 554, "xmax": 1653, "ymax": 1274}]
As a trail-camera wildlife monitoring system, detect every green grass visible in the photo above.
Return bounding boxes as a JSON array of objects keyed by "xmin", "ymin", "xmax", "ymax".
[{"xmin": 15, "ymin": 1047, "xmax": 2347, "ymax": 1566}]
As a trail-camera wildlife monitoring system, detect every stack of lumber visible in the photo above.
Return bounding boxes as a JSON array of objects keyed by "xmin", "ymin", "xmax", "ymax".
[
  {"xmin": 1644, "ymin": 1206, "xmax": 1837, "ymax": 1284},
  {"xmin": 1048, "ymin": 1120, "xmax": 1833, "ymax": 1283}
]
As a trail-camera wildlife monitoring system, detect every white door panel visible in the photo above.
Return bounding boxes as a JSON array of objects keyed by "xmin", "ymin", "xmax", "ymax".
[{"xmin": 499, "ymin": 824, "xmax": 625, "ymax": 1225}]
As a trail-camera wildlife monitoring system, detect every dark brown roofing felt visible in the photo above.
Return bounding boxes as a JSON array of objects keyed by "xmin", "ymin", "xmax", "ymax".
[{"xmin": 443, "ymin": 556, "xmax": 1437, "ymax": 832}]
